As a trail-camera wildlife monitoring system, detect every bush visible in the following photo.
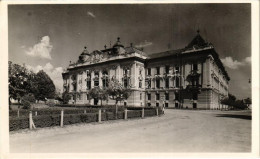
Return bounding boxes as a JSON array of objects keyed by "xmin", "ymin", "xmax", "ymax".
[
  {"xmin": 22, "ymin": 100, "xmax": 31, "ymax": 109},
  {"xmin": 9, "ymin": 107, "xmax": 160, "ymax": 131},
  {"xmin": 128, "ymin": 110, "xmax": 142, "ymax": 118}
]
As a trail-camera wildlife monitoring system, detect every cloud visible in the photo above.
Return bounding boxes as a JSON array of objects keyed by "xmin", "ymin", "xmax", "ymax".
[
  {"xmin": 26, "ymin": 36, "xmax": 53, "ymax": 59},
  {"xmin": 26, "ymin": 63, "xmax": 63, "ymax": 92},
  {"xmin": 87, "ymin": 11, "xmax": 96, "ymax": 18},
  {"xmin": 135, "ymin": 40, "xmax": 153, "ymax": 48},
  {"xmin": 221, "ymin": 56, "xmax": 251, "ymax": 69}
]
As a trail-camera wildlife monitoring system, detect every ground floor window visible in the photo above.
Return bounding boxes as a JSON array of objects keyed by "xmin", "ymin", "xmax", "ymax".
[
  {"xmin": 165, "ymin": 103, "xmax": 168, "ymax": 107},
  {"xmin": 124, "ymin": 102, "xmax": 127, "ymax": 106},
  {"xmin": 156, "ymin": 93, "xmax": 160, "ymax": 100},
  {"xmin": 156, "ymin": 103, "xmax": 159, "ymax": 107},
  {"xmin": 147, "ymin": 103, "xmax": 151, "ymax": 107}
]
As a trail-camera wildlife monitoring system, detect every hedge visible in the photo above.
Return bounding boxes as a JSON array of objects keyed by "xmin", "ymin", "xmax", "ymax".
[{"xmin": 9, "ymin": 108, "xmax": 163, "ymax": 131}]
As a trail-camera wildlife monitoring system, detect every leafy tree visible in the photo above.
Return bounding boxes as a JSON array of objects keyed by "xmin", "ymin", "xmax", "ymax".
[
  {"xmin": 106, "ymin": 79, "xmax": 131, "ymax": 117},
  {"xmin": 34, "ymin": 70, "xmax": 56, "ymax": 101},
  {"xmin": 228, "ymin": 93, "xmax": 236, "ymax": 101},
  {"xmin": 21, "ymin": 93, "xmax": 36, "ymax": 109},
  {"xmin": 8, "ymin": 61, "xmax": 29, "ymax": 109},
  {"xmin": 89, "ymin": 87, "xmax": 108, "ymax": 106}
]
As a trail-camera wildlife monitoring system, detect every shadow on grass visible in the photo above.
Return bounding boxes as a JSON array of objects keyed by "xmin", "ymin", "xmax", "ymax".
[{"xmin": 215, "ymin": 114, "xmax": 251, "ymax": 120}]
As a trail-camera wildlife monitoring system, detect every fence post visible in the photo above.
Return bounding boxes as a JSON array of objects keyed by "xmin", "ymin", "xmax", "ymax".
[
  {"xmin": 156, "ymin": 108, "xmax": 159, "ymax": 116},
  {"xmin": 124, "ymin": 109, "xmax": 127, "ymax": 120},
  {"xmin": 142, "ymin": 108, "xmax": 144, "ymax": 118},
  {"xmin": 17, "ymin": 109, "xmax": 19, "ymax": 118},
  {"xmin": 98, "ymin": 109, "xmax": 101, "ymax": 123},
  {"xmin": 29, "ymin": 111, "xmax": 36, "ymax": 130},
  {"xmin": 60, "ymin": 109, "xmax": 64, "ymax": 127}
]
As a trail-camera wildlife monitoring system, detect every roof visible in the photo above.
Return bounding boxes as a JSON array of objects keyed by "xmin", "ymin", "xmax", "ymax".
[{"xmin": 148, "ymin": 48, "xmax": 184, "ymax": 59}]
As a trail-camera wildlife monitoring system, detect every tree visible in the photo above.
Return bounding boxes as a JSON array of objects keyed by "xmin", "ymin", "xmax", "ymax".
[
  {"xmin": 106, "ymin": 79, "xmax": 131, "ymax": 117},
  {"xmin": 8, "ymin": 61, "xmax": 29, "ymax": 109},
  {"xmin": 89, "ymin": 87, "xmax": 108, "ymax": 106},
  {"xmin": 228, "ymin": 93, "xmax": 236, "ymax": 101},
  {"xmin": 34, "ymin": 70, "xmax": 56, "ymax": 101}
]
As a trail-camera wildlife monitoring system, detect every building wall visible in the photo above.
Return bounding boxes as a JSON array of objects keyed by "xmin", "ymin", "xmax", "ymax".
[{"xmin": 62, "ymin": 49, "xmax": 229, "ymax": 109}]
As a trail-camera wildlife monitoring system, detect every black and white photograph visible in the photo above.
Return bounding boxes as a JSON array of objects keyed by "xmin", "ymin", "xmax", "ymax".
[{"xmin": 0, "ymin": 1, "xmax": 259, "ymax": 158}]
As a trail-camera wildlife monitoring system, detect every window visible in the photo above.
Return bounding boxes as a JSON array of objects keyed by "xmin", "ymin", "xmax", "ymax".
[
  {"xmin": 156, "ymin": 103, "xmax": 159, "ymax": 107},
  {"xmin": 139, "ymin": 70, "xmax": 142, "ymax": 75},
  {"xmin": 156, "ymin": 93, "xmax": 160, "ymax": 100},
  {"xmin": 165, "ymin": 78, "xmax": 169, "ymax": 88},
  {"xmin": 147, "ymin": 103, "xmax": 151, "ymax": 107},
  {"xmin": 175, "ymin": 66, "xmax": 180, "ymax": 73},
  {"xmin": 175, "ymin": 93, "xmax": 179, "ymax": 100},
  {"xmin": 156, "ymin": 67, "xmax": 160, "ymax": 74},
  {"xmin": 94, "ymin": 72, "xmax": 99, "ymax": 87},
  {"xmin": 165, "ymin": 103, "xmax": 168, "ymax": 107},
  {"xmin": 139, "ymin": 80, "xmax": 142, "ymax": 88},
  {"xmin": 146, "ymin": 79, "xmax": 151, "ymax": 89},
  {"xmin": 165, "ymin": 66, "xmax": 170, "ymax": 74},
  {"xmin": 175, "ymin": 77, "xmax": 180, "ymax": 87},
  {"xmin": 165, "ymin": 93, "xmax": 169, "ymax": 100},
  {"xmin": 140, "ymin": 93, "xmax": 142, "ymax": 100},
  {"xmin": 124, "ymin": 79, "xmax": 128, "ymax": 88},
  {"xmin": 156, "ymin": 79, "xmax": 160, "ymax": 88},
  {"xmin": 147, "ymin": 94, "xmax": 151, "ymax": 100},
  {"xmin": 193, "ymin": 64, "xmax": 198, "ymax": 71},
  {"xmin": 87, "ymin": 94, "xmax": 89, "ymax": 100},
  {"xmin": 102, "ymin": 71, "xmax": 108, "ymax": 88},
  {"xmin": 147, "ymin": 68, "xmax": 151, "ymax": 75},
  {"xmin": 124, "ymin": 102, "xmax": 127, "ymax": 106}
]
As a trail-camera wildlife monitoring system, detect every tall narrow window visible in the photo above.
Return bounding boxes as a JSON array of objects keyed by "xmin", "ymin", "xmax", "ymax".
[
  {"xmin": 165, "ymin": 65, "xmax": 170, "ymax": 74},
  {"xmin": 193, "ymin": 63, "xmax": 198, "ymax": 71},
  {"xmin": 147, "ymin": 94, "xmax": 151, "ymax": 100},
  {"xmin": 87, "ymin": 71, "xmax": 91, "ymax": 89},
  {"xmin": 102, "ymin": 71, "xmax": 108, "ymax": 88},
  {"xmin": 156, "ymin": 93, "xmax": 160, "ymax": 100},
  {"xmin": 165, "ymin": 93, "xmax": 169, "ymax": 100},
  {"xmin": 140, "ymin": 93, "xmax": 142, "ymax": 100},
  {"xmin": 147, "ymin": 68, "xmax": 151, "ymax": 75},
  {"xmin": 156, "ymin": 67, "xmax": 160, "ymax": 74},
  {"xmin": 165, "ymin": 78, "xmax": 169, "ymax": 88},
  {"xmin": 175, "ymin": 66, "xmax": 180, "ymax": 73},
  {"xmin": 139, "ymin": 80, "xmax": 142, "ymax": 88},
  {"xmin": 124, "ymin": 78, "xmax": 128, "ymax": 88},
  {"xmin": 175, "ymin": 93, "xmax": 179, "ymax": 100},
  {"xmin": 94, "ymin": 71, "xmax": 99, "ymax": 87},
  {"xmin": 156, "ymin": 79, "xmax": 160, "ymax": 88},
  {"xmin": 176, "ymin": 77, "xmax": 180, "ymax": 87}
]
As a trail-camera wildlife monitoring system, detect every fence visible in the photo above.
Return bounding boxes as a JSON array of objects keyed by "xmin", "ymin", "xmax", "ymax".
[{"xmin": 9, "ymin": 107, "xmax": 163, "ymax": 131}]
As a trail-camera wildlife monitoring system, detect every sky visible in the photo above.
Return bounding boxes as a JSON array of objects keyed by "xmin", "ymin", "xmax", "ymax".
[{"xmin": 8, "ymin": 4, "xmax": 251, "ymax": 99}]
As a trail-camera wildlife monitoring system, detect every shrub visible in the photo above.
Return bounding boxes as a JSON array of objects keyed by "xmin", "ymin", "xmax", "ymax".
[{"xmin": 22, "ymin": 100, "xmax": 31, "ymax": 109}]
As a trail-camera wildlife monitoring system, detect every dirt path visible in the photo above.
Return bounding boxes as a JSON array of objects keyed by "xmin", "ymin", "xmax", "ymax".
[{"xmin": 10, "ymin": 109, "xmax": 251, "ymax": 153}]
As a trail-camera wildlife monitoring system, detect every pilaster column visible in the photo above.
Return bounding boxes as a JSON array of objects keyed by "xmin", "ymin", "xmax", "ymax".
[
  {"xmin": 99, "ymin": 71, "xmax": 102, "ymax": 88},
  {"xmin": 131, "ymin": 63, "xmax": 136, "ymax": 88},
  {"xmin": 69, "ymin": 75, "xmax": 72, "ymax": 92},
  {"xmin": 82, "ymin": 71, "xmax": 87, "ymax": 90}
]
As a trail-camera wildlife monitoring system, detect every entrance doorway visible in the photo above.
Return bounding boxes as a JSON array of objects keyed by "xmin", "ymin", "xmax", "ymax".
[
  {"xmin": 193, "ymin": 103, "xmax": 197, "ymax": 109},
  {"xmin": 175, "ymin": 103, "xmax": 179, "ymax": 108}
]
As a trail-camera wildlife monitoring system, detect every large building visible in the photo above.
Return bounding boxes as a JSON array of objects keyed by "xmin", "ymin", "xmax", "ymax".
[{"xmin": 62, "ymin": 31, "xmax": 230, "ymax": 109}]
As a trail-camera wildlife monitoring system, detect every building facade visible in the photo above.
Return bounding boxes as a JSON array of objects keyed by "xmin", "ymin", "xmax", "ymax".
[{"xmin": 62, "ymin": 32, "xmax": 230, "ymax": 109}]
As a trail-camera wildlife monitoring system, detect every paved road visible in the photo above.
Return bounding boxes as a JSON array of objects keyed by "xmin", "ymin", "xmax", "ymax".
[{"xmin": 10, "ymin": 109, "xmax": 251, "ymax": 153}]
